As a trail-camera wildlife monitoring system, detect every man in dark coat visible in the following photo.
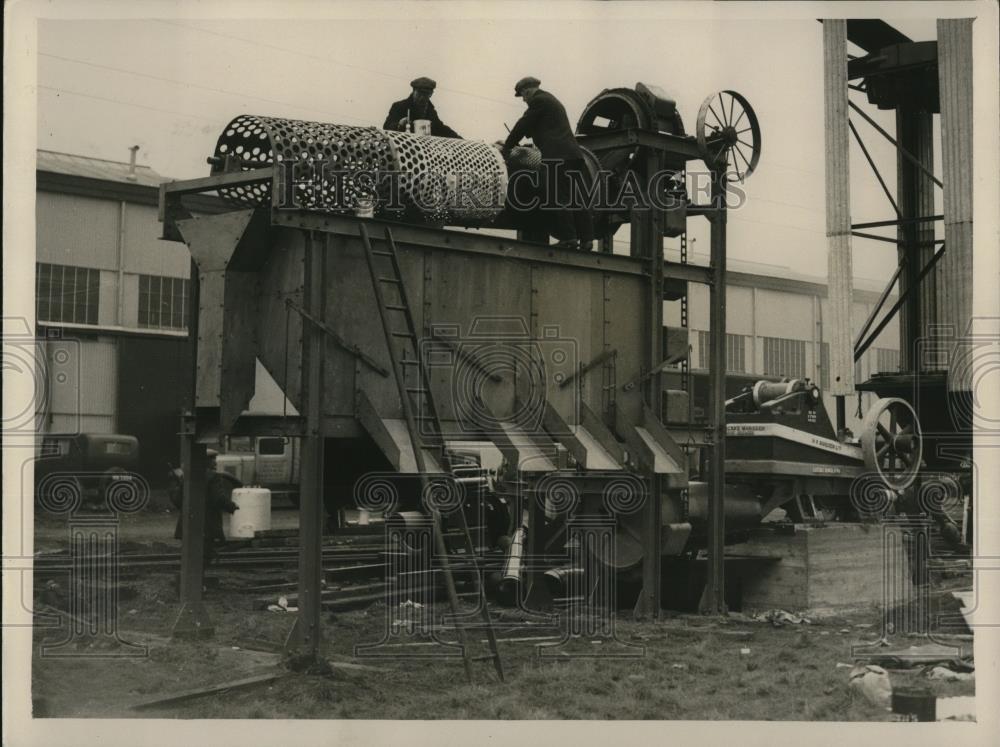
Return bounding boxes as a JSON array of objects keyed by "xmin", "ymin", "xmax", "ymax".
[
  {"xmin": 383, "ymin": 77, "xmax": 460, "ymax": 138},
  {"xmin": 502, "ymin": 77, "xmax": 594, "ymax": 251},
  {"xmin": 173, "ymin": 450, "xmax": 241, "ymax": 564}
]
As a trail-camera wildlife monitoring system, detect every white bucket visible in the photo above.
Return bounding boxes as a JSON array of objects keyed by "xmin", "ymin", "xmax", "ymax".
[
  {"xmin": 227, "ymin": 487, "xmax": 272, "ymax": 538},
  {"xmin": 413, "ymin": 119, "xmax": 432, "ymax": 136}
]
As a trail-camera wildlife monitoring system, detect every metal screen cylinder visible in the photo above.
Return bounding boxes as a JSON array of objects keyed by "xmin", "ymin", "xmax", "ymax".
[{"xmin": 210, "ymin": 115, "xmax": 507, "ymax": 224}]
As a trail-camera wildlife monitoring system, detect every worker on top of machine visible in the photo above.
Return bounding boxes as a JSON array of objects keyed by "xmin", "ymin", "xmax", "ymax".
[
  {"xmin": 383, "ymin": 77, "xmax": 461, "ymax": 138},
  {"xmin": 173, "ymin": 449, "xmax": 242, "ymax": 565},
  {"xmin": 502, "ymin": 76, "xmax": 594, "ymax": 252}
]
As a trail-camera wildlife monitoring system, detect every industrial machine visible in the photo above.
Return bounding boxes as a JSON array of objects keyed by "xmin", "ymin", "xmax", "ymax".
[
  {"xmin": 725, "ymin": 378, "xmax": 921, "ymax": 521},
  {"xmin": 160, "ymin": 74, "xmax": 954, "ymax": 652}
]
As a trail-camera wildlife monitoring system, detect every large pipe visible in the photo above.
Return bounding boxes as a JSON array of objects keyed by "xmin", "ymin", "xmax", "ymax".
[{"xmin": 499, "ymin": 509, "xmax": 529, "ymax": 603}]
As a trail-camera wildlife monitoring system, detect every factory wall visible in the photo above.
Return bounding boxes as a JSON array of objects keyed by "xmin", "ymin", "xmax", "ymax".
[
  {"xmin": 42, "ymin": 333, "xmax": 118, "ymax": 435},
  {"xmin": 36, "ymin": 193, "xmax": 192, "ymax": 332},
  {"xmin": 35, "ymin": 183, "xmax": 192, "ymax": 475}
]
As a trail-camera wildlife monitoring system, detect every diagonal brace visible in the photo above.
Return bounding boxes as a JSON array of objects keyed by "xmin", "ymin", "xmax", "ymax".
[
  {"xmin": 285, "ymin": 298, "xmax": 389, "ymax": 377},
  {"xmin": 849, "ymin": 101, "xmax": 944, "ymax": 188},
  {"xmin": 854, "ymin": 244, "xmax": 946, "ymax": 361}
]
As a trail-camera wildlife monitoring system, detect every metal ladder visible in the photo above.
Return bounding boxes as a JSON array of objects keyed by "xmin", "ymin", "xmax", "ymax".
[{"xmin": 358, "ymin": 223, "xmax": 504, "ymax": 683}]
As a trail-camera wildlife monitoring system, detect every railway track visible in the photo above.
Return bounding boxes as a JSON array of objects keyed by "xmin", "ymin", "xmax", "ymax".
[{"xmin": 31, "ymin": 543, "xmax": 387, "ymax": 577}]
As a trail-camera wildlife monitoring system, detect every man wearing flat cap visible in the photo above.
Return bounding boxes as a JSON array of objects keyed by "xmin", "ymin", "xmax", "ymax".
[
  {"xmin": 383, "ymin": 77, "xmax": 460, "ymax": 138},
  {"xmin": 503, "ymin": 77, "xmax": 594, "ymax": 251}
]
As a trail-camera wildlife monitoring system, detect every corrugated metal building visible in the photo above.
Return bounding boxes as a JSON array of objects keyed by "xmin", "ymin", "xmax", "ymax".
[
  {"xmin": 35, "ymin": 150, "xmax": 201, "ymax": 475},
  {"xmin": 35, "ymin": 149, "xmax": 294, "ymax": 476}
]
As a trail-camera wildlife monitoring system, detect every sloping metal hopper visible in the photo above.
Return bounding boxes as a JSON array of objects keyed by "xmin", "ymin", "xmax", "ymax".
[
  {"xmin": 618, "ymin": 405, "xmax": 688, "ymax": 486},
  {"xmin": 489, "ymin": 418, "xmax": 559, "ymax": 473},
  {"xmin": 543, "ymin": 401, "xmax": 624, "ymax": 470},
  {"xmin": 356, "ymin": 392, "xmax": 444, "ymax": 473}
]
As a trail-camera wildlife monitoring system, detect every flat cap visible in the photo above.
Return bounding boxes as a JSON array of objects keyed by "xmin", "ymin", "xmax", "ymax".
[
  {"xmin": 410, "ymin": 77, "xmax": 437, "ymax": 91},
  {"xmin": 514, "ymin": 76, "xmax": 541, "ymax": 96}
]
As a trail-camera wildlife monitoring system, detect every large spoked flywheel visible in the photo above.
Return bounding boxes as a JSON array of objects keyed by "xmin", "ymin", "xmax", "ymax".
[
  {"xmin": 859, "ymin": 397, "xmax": 923, "ymax": 491},
  {"xmin": 696, "ymin": 90, "xmax": 761, "ymax": 182}
]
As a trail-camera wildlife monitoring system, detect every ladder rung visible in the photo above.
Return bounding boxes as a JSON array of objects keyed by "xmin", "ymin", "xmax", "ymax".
[
  {"xmin": 470, "ymin": 654, "xmax": 501, "ymax": 662},
  {"xmin": 372, "ymin": 250, "xmax": 394, "ymax": 258},
  {"xmin": 391, "ymin": 331, "xmax": 415, "ymax": 338},
  {"xmin": 378, "ymin": 277, "xmax": 401, "ymax": 284},
  {"xmin": 386, "ymin": 304, "xmax": 408, "ymax": 311},
  {"xmin": 400, "ymin": 359, "xmax": 421, "ymax": 366},
  {"xmin": 406, "ymin": 387, "xmax": 429, "ymax": 394}
]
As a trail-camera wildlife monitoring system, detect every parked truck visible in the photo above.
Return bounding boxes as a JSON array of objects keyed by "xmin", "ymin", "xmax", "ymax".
[{"xmin": 217, "ymin": 435, "xmax": 301, "ymax": 506}]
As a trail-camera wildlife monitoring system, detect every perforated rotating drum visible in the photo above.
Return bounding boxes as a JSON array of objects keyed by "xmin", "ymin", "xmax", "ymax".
[{"xmin": 210, "ymin": 115, "xmax": 507, "ymax": 224}]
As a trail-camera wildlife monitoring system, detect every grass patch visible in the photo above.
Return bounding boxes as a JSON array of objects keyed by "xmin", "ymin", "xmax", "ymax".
[{"xmin": 32, "ymin": 578, "xmax": 974, "ymax": 721}]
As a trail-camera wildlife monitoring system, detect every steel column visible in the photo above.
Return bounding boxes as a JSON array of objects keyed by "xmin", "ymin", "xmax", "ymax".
[
  {"xmin": 824, "ymin": 20, "xmax": 856, "ymax": 405},
  {"xmin": 290, "ymin": 231, "xmax": 327, "ymax": 660},
  {"xmin": 634, "ymin": 149, "xmax": 664, "ymax": 619},
  {"xmin": 171, "ymin": 419, "xmax": 212, "ymax": 637},
  {"xmin": 172, "ymin": 258, "xmax": 213, "ymax": 638},
  {"xmin": 937, "ymin": 18, "xmax": 974, "ymax": 391},
  {"xmin": 896, "ymin": 105, "xmax": 936, "ymax": 371},
  {"xmin": 699, "ymin": 167, "xmax": 727, "ymax": 615}
]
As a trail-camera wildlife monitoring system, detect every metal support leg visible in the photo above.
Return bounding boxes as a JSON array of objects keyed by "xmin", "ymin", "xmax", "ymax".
[
  {"xmin": 288, "ymin": 232, "xmax": 327, "ymax": 662},
  {"xmin": 523, "ymin": 485, "xmax": 553, "ymax": 611},
  {"xmin": 171, "ymin": 416, "xmax": 213, "ymax": 638},
  {"xmin": 635, "ymin": 150, "xmax": 664, "ymax": 620},
  {"xmin": 699, "ymin": 169, "xmax": 728, "ymax": 616}
]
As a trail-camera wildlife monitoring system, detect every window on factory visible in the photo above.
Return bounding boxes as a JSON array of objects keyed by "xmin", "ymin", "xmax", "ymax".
[
  {"xmin": 36, "ymin": 263, "xmax": 100, "ymax": 325},
  {"xmin": 138, "ymin": 275, "xmax": 189, "ymax": 330},
  {"xmin": 762, "ymin": 336, "xmax": 806, "ymax": 379},
  {"xmin": 874, "ymin": 347, "xmax": 900, "ymax": 374},
  {"xmin": 697, "ymin": 331, "xmax": 748, "ymax": 373}
]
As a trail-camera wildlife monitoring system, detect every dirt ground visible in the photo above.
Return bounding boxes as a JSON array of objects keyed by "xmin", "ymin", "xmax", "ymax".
[{"xmin": 30, "ymin": 503, "xmax": 975, "ymax": 721}]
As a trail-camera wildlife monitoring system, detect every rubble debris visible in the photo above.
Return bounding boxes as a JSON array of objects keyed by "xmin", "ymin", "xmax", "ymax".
[
  {"xmin": 849, "ymin": 665, "xmax": 892, "ymax": 707},
  {"xmin": 392, "ymin": 600, "xmax": 427, "ymax": 634},
  {"xmin": 858, "ymin": 641, "xmax": 971, "ymax": 670},
  {"xmin": 925, "ymin": 666, "xmax": 974, "ymax": 682},
  {"xmin": 753, "ymin": 609, "xmax": 811, "ymax": 627}
]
